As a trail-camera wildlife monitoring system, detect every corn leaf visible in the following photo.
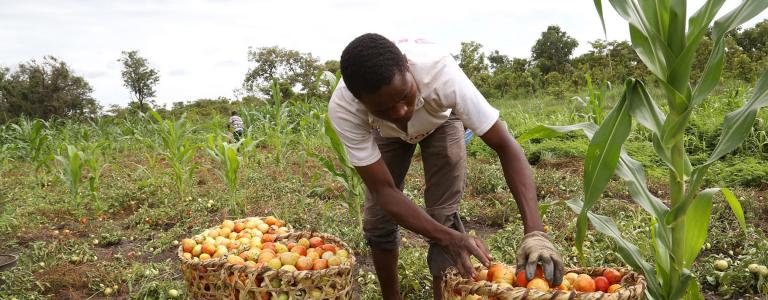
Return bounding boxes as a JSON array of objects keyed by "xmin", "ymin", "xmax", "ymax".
[
  {"xmin": 516, "ymin": 123, "xmax": 597, "ymax": 144},
  {"xmin": 692, "ymin": 1, "xmax": 768, "ymax": 105},
  {"xmin": 606, "ymin": 0, "xmax": 672, "ymax": 79},
  {"xmin": 684, "ymin": 280, "xmax": 705, "ymax": 300},
  {"xmin": 576, "ymin": 80, "xmax": 633, "ymax": 253},
  {"xmin": 670, "ymin": 269, "xmax": 696, "ymax": 300},
  {"xmin": 707, "ymin": 70, "xmax": 768, "ymax": 164},
  {"xmin": 593, "ymin": 0, "xmax": 607, "ymax": 38},
  {"xmin": 518, "ymin": 119, "xmax": 668, "ymax": 220},
  {"xmin": 668, "ymin": 0, "xmax": 726, "ymax": 96},
  {"xmin": 682, "ymin": 188, "xmax": 715, "ymax": 268}
]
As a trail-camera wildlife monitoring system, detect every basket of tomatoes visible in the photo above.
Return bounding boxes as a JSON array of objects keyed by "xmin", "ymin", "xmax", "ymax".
[{"xmin": 442, "ymin": 263, "xmax": 646, "ymax": 300}]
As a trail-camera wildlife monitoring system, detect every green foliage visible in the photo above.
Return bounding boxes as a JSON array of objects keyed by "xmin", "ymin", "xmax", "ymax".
[
  {"xmin": 0, "ymin": 56, "xmax": 98, "ymax": 122},
  {"xmin": 454, "ymin": 41, "xmax": 490, "ymax": 83},
  {"xmin": 245, "ymin": 80, "xmax": 296, "ymax": 165},
  {"xmin": 118, "ymin": 50, "xmax": 160, "ymax": 113},
  {"xmin": 555, "ymin": 1, "xmax": 768, "ymax": 299},
  {"xmin": 243, "ymin": 46, "xmax": 330, "ymax": 99},
  {"xmin": 6, "ymin": 118, "xmax": 52, "ymax": 174},
  {"xmin": 148, "ymin": 111, "xmax": 197, "ymax": 200},
  {"xmin": 55, "ymin": 144, "xmax": 85, "ymax": 207},
  {"xmin": 313, "ymin": 114, "xmax": 364, "ymax": 230},
  {"xmin": 709, "ymin": 156, "xmax": 768, "ymax": 187},
  {"xmin": 206, "ymin": 134, "xmax": 253, "ymax": 213},
  {"xmin": 80, "ymin": 140, "xmax": 110, "ymax": 206},
  {"xmin": 531, "ymin": 25, "xmax": 579, "ymax": 75}
]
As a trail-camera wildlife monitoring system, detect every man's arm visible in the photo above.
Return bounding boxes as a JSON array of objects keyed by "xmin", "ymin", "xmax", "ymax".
[
  {"xmin": 479, "ymin": 120, "xmax": 544, "ymax": 233},
  {"xmin": 479, "ymin": 119, "xmax": 564, "ymax": 285},
  {"xmin": 355, "ymin": 160, "xmax": 491, "ymax": 277}
]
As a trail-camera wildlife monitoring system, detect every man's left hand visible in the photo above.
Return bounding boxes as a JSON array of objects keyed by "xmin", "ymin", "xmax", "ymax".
[{"xmin": 515, "ymin": 231, "xmax": 564, "ymax": 286}]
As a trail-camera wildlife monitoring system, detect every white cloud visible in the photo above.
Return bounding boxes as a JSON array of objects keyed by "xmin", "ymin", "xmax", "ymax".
[{"xmin": 0, "ymin": 0, "xmax": 766, "ymax": 107}]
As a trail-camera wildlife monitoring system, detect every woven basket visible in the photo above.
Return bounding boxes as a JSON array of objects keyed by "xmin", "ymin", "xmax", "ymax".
[
  {"xmin": 219, "ymin": 231, "xmax": 356, "ymax": 300},
  {"xmin": 179, "ymin": 217, "xmax": 291, "ymax": 300},
  {"xmin": 442, "ymin": 265, "xmax": 646, "ymax": 300}
]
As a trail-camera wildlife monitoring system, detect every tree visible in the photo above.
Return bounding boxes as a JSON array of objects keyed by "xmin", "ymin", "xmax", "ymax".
[
  {"xmin": 531, "ymin": 25, "xmax": 579, "ymax": 75},
  {"xmin": 323, "ymin": 60, "xmax": 340, "ymax": 75},
  {"xmin": 487, "ymin": 50, "xmax": 511, "ymax": 73},
  {"xmin": 0, "ymin": 56, "xmax": 98, "ymax": 121},
  {"xmin": 243, "ymin": 46, "xmax": 322, "ymax": 100},
  {"xmin": 118, "ymin": 50, "xmax": 160, "ymax": 112},
  {"xmin": 453, "ymin": 41, "xmax": 489, "ymax": 81},
  {"xmin": 572, "ymin": 40, "xmax": 647, "ymax": 84},
  {"xmin": 736, "ymin": 19, "xmax": 768, "ymax": 57}
]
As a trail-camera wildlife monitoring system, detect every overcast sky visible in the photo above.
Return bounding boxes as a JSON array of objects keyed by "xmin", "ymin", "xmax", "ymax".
[{"xmin": 2, "ymin": 0, "xmax": 766, "ymax": 108}]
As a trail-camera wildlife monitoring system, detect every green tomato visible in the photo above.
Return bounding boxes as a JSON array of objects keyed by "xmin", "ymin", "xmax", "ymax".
[{"xmin": 714, "ymin": 259, "xmax": 728, "ymax": 271}]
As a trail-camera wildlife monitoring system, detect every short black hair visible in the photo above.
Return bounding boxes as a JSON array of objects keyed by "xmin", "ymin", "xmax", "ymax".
[
  {"xmin": 231, "ymin": 111, "xmax": 238, "ymax": 116},
  {"xmin": 340, "ymin": 33, "xmax": 408, "ymax": 100}
]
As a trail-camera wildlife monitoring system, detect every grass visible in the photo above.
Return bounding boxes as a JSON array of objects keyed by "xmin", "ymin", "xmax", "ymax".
[{"xmin": 0, "ymin": 85, "xmax": 766, "ymax": 299}]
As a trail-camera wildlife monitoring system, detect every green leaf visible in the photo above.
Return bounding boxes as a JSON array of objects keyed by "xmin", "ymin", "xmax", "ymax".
[
  {"xmin": 606, "ymin": 0, "xmax": 673, "ymax": 79},
  {"xmin": 518, "ymin": 119, "xmax": 668, "ymax": 220},
  {"xmin": 516, "ymin": 123, "xmax": 597, "ymax": 144},
  {"xmin": 720, "ymin": 188, "xmax": 746, "ymax": 232},
  {"xmin": 576, "ymin": 80, "xmax": 633, "ymax": 254},
  {"xmin": 593, "ymin": 0, "xmax": 607, "ymax": 38},
  {"xmin": 670, "ymin": 269, "xmax": 696, "ymax": 300},
  {"xmin": 651, "ymin": 222, "xmax": 671, "ymax": 284},
  {"xmin": 706, "ymin": 70, "xmax": 768, "ymax": 164},
  {"xmin": 684, "ymin": 280, "xmax": 705, "ymax": 300},
  {"xmin": 682, "ymin": 189, "xmax": 714, "ymax": 268},
  {"xmin": 693, "ymin": 1, "xmax": 768, "ymax": 105},
  {"xmin": 627, "ymin": 80, "xmax": 665, "ymax": 134},
  {"xmin": 668, "ymin": 0, "xmax": 726, "ymax": 96}
]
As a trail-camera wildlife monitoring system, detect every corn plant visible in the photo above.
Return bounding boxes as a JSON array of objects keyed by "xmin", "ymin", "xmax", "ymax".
[
  {"xmin": 148, "ymin": 111, "xmax": 198, "ymax": 200},
  {"xmin": 80, "ymin": 141, "xmax": 110, "ymax": 198},
  {"xmin": 55, "ymin": 144, "xmax": 85, "ymax": 208},
  {"xmin": 521, "ymin": 1, "xmax": 768, "ymax": 298},
  {"xmin": 312, "ymin": 73, "xmax": 364, "ymax": 230},
  {"xmin": 248, "ymin": 80, "xmax": 297, "ymax": 165},
  {"xmin": 8, "ymin": 118, "xmax": 52, "ymax": 176},
  {"xmin": 572, "ymin": 74, "xmax": 610, "ymax": 125},
  {"xmin": 206, "ymin": 134, "xmax": 254, "ymax": 212}
]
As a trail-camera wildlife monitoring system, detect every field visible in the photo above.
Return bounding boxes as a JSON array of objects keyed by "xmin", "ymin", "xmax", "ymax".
[{"xmin": 1, "ymin": 80, "xmax": 767, "ymax": 299}]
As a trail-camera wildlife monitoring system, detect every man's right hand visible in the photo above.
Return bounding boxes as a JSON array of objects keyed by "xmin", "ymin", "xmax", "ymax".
[{"xmin": 441, "ymin": 230, "xmax": 492, "ymax": 278}]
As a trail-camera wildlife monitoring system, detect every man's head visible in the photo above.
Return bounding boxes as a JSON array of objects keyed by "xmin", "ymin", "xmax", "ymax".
[
  {"xmin": 340, "ymin": 33, "xmax": 419, "ymax": 124},
  {"xmin": 231, "ymin": 111, "xmax": 238, "ymax": 116}
]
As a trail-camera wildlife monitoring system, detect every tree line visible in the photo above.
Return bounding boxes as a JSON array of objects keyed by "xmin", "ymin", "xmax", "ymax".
[{"xmin": 2, "ymin": 20, "xmax": 767, "ymax": 122}]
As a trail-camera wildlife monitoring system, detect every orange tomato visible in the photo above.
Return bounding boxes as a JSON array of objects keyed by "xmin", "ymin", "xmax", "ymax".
[
  {"xmin": 603, "ymin": 268, "xmax": 622, "ymax": 284},
  {"xmin": 265, "ymin": 216, "xmax": 278, "ymax": 226},
  {"xmin": 608, "ymin": 284, "xmax": 623, "ymax": 293},
  {"xmin": 527, "ymin": 278, "xmax": 550, "ymax": 291},
  {"xmin": 573, "ymin": 274, "xmax": 596, "ymax": 292},
  {"xmin": 313, "ymin": 258, "xmax": 328, "ymax": 270},
  {"xmin": 487, "ymin": 264, "xmax": 504, "ymax": 282},
  {"xmin": 309, "ymin": 237, "xmax": 324, "ymax": 248}
]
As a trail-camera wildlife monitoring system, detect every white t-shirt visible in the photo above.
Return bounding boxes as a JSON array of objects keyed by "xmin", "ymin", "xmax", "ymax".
[{"xmin": 328, "ymin": 38, "xmax": 500, "ymax": 167}]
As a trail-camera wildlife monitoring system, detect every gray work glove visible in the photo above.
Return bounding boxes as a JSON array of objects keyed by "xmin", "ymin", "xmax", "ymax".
[{"xmin": 515, "ymin": 231, "xmax": 564, "ymax": 286}]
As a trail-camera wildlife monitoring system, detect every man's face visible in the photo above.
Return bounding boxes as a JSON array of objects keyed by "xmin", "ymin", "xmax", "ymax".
[{"xmin": 360, "ymin": 70, "xmax": 419, "ymax": 125}]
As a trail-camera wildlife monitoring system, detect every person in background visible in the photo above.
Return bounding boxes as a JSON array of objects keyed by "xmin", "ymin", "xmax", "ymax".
[
  {"xmin": 328, "ymin": 34, "xmax": 563, "ymax": 299},
  {"xmin": 229, "ymin": 111, "xmax": 244, "ymax": 143}
]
